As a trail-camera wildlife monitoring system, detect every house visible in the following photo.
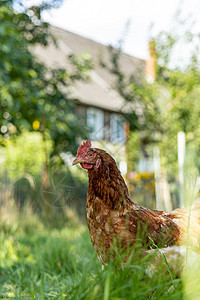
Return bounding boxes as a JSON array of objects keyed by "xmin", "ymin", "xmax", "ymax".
[
  {"xmin": 32, "ymin": 26, "xmax": 146, "ymax": 171},
  {"xmin": 32, "ymin": 26, "xmax": 170, "ymax": 210}
]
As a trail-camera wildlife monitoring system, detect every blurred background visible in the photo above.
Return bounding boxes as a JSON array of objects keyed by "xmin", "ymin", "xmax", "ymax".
[
  {"xmin": 1, "ymin": 0, "xmax": 200, "ymax": 297},
  {"xmin": 1, "ymin": 0, "xmax": 200, "ymax": 221}
]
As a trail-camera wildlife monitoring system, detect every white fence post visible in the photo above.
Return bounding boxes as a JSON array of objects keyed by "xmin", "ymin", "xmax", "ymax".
[
  {"xmin": 153, "ymin": 146, "xmax": 163, "ymax": 210},
  {"xmin": 178, "ymin": 131, "xmax": 186, "ymax": 208}
]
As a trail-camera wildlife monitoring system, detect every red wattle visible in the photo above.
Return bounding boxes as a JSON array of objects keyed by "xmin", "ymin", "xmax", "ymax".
[{"xmin": 80, "ymin": 163, "xmax": 94, "ymax": 170}]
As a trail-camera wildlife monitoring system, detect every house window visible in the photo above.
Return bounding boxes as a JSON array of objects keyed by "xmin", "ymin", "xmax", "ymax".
[
  {"xmin": 87, "ymin": 108, "xmax": 104, "ymax": 140},
  {"xmin": 110, "ymin": 114, "xmax": 125, "ymax": 143}
]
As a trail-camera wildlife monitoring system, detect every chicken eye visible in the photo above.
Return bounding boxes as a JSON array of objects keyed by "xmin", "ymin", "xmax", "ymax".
[{"xmin": 88, "ymin": 153, "xmax": 93, "ymax": 158}]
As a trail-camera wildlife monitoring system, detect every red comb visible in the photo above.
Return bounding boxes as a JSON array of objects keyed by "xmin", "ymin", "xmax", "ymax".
[{"xmin": 77, "ymin": 140, "xmax": 92, "ymax": 156}]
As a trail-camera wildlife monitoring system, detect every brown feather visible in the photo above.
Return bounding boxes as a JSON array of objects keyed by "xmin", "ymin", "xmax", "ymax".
[{"xmin": 73, "ymin": 143, "xmax": 200, "ymax": 264}]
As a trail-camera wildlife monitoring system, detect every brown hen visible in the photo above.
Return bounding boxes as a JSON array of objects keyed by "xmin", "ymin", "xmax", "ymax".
[{"xmin": 72, "ymin": 140, "xmax": 200, "ymax": 265}]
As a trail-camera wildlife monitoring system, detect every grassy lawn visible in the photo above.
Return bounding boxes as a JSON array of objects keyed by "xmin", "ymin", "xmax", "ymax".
[{"xmin": 0, "ymin": 212, "xmax": 186, "ymax": 299}]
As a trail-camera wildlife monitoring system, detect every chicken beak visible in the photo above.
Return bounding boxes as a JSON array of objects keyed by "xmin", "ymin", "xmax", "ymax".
[{"xmin": 72, "ymin": 158, "xmax": 84, "ymax": 166}]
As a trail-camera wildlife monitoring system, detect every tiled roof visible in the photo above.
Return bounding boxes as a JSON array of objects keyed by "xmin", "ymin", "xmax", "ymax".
[{"xmin": 32, "ymin": 26, "xmax": 145, "ymax": 113}]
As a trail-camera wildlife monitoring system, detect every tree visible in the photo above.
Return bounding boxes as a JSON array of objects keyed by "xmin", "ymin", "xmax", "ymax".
[
  {"xmin": 101, "ymin": 45, "xmax": 163, "ymax": 172},
  {"xmin": 0, "ymin": 0, "xmax": 93, "ymax": 163},
  {"xmin": 153, "ymin": 26, "xmax": 200, "ymax": 178},
  {"xmin": 0, "ymin": 0, "xmax": 94, "ymax": 215},
  {"xmin": 104, "ymin": 18, "xmax": 200, "ymax": 180}
]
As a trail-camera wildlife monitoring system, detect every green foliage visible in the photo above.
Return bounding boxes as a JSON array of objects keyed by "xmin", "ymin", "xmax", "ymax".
[
  {"xmin": 103, "ymin": 46, "xmax": 163, "ymax": 152},
  {"xmin": 127, "ymin": 131, "xmax": 140, "ymax": 171},
  {"xmin": 2, "ymin": 131, "xmax": 51, "ymax": 178},
  {"xmin": 154, "ymin": 29, "xmax": 200, "ymax": 176},
  {"xmin": 105, "ymin": 21, "xmax": 200, "ymax": 180},
  {"xmin": 0, "ymin": 0, "xmax": 93, "ymax": 161}
]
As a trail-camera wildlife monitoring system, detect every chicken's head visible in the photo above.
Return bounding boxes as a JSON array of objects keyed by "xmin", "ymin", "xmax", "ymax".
[{"xmin": 72, "ymin": 140, "xmax": 101, "ymax": 170}]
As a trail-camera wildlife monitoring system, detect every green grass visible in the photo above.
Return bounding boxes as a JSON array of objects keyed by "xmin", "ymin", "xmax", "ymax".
[{"xmin": 0, "ymin": 212, "xmax": 186, "ymax": 299}]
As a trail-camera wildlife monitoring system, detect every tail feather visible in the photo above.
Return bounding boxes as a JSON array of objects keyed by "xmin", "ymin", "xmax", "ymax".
[{"xmin": 167, "ymin": 202, "xmax": 200, "ymax": 249}]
